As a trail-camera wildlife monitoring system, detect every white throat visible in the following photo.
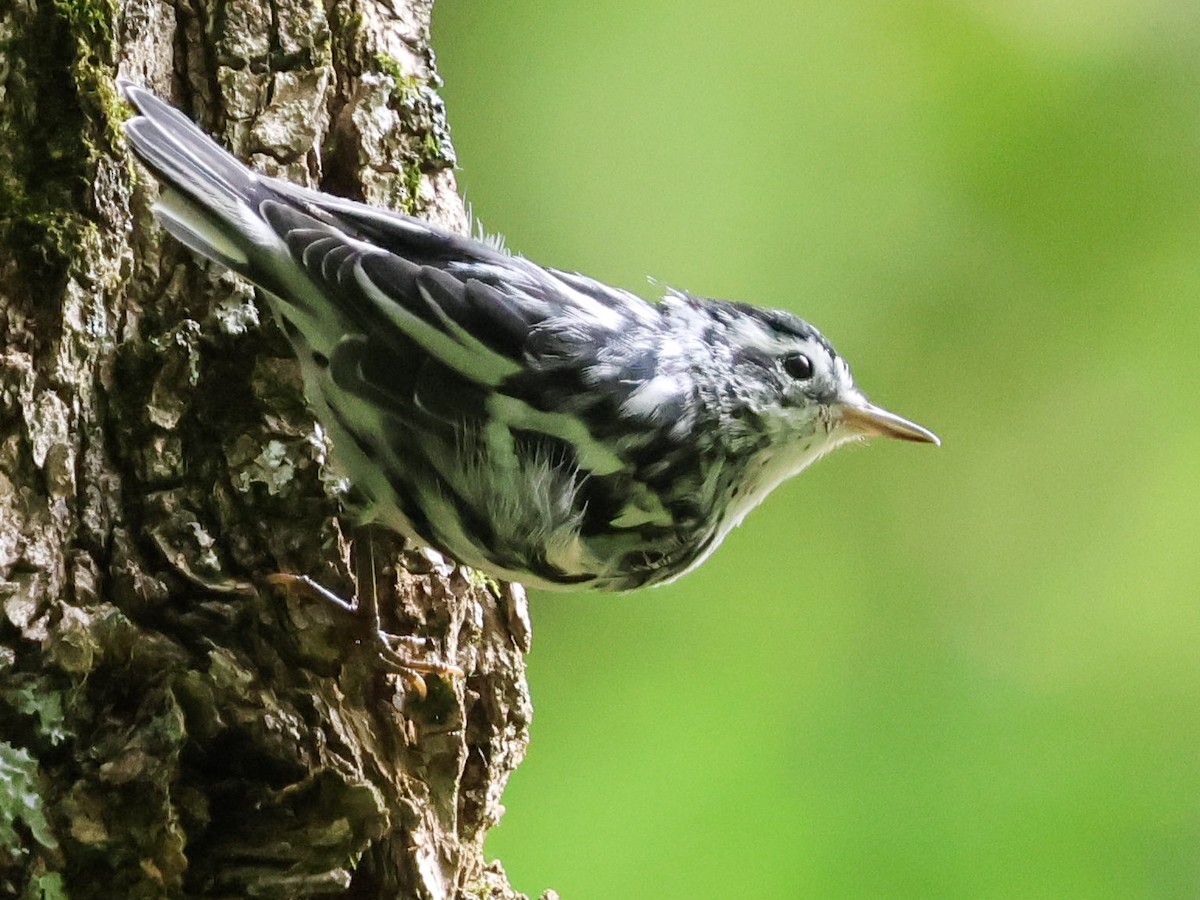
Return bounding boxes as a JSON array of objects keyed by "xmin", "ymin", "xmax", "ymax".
[{"xmin": 720, "ymin": 428, "xmax": 858, "ymax": 537}]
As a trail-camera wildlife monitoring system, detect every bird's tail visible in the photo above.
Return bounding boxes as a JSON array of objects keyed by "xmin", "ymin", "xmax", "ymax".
[{"xmin": 119, "ymin": 80, "xmax": 275, "ymax": 273}]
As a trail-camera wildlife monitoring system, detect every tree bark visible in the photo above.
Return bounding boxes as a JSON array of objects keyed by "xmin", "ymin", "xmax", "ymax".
[{"xmin": 0, "ymin": 0, "xmax": 546, "ymax": 897}]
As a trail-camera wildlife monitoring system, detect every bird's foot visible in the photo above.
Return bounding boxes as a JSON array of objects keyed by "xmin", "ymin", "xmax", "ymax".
[{"xmin": 266, "ymin": 572, "xmax": 463, "ymax": 699}]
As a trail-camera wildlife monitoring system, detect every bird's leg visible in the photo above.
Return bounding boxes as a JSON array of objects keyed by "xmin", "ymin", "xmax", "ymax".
[
  {"xmin": 354, "ymin": 527, "xmax": 467, "ymax": 692},
  {"xmin": 267, "ymin": 526, "xmax": 463, "ymax": 695}
]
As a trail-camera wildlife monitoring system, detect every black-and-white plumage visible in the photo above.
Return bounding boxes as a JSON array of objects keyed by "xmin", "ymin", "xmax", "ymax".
[{"xmin": 121, "ymin": 83, "xmax": 937, "ymax": 592}]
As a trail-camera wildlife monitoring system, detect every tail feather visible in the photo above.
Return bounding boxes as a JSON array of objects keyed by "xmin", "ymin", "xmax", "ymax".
[
  {"xmin": 121, "ymin": 81, "xmax": 274, "ymax": 272},
  {"xmin": 151, "ymin": 188, "xmax": 251, "ymax": 269},
  {"xmin": 120, "ymin": 82, "xmax": 257, "ymax": 204}
]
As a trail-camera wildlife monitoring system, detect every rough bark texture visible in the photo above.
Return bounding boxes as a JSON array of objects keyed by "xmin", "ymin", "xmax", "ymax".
[{"xmin": 0, "ymin": 0, "xmax": 545, "ymax": 897}]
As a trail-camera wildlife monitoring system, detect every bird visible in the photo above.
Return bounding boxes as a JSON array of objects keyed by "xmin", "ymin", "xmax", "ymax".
[{"xmin": 120, "ymin": 81, "xmax": 937, "ymax": 612}]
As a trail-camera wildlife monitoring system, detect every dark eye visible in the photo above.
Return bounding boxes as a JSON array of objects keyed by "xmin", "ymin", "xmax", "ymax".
[{"xmin": 781, "ymin": 353, "xmax": 814, "ymax": 380}]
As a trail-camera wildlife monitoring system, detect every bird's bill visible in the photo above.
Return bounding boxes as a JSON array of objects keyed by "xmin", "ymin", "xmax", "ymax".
[{"xmin": 840, "ymin": 402, "xmax": 940, "ymax": 445}]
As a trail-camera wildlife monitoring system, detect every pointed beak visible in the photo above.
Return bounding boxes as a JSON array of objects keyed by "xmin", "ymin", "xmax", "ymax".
[{"xmin": 840, "ymin": 401, "xmax": 940, "ymax": 445}]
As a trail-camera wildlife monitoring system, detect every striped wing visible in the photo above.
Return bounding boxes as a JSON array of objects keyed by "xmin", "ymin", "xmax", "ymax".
[
  {"xmin": 255, "ymin": 197, "xmax": 704, "ymax": 587},
  {"xmin": 122, "ymin": 82, "xmax": 718, "ymax": 588}
]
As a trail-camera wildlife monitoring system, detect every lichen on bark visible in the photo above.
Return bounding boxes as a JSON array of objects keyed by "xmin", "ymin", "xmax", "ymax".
[{"xmin": 0, "ymin": 0, "xmax": 545, "ymax": 896}]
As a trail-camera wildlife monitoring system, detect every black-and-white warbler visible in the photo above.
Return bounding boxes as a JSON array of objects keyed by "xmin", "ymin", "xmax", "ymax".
[{"xmin": 121, "ymin": 83, "xmax": 937, "ymax": 595}]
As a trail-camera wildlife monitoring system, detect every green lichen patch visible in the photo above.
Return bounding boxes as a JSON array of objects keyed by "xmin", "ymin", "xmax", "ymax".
[
  {"xmin": 0, "ymin": 0, "xmax": 122, "ymax": 295},
  {"xmin": 373, "ymin": 52, "xmax": 421, "ymax": 98},
  {"xmin": 0, "ymin": 742, "xmax": 58, "ymax": 855}
]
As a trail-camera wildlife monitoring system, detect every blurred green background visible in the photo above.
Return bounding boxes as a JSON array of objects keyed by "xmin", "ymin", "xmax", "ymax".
[{"xmin": 433, "ymin": 2, "xmax": 1200, "ymax": 897}]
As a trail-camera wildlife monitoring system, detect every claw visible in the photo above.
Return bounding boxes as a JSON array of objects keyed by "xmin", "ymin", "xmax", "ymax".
[
  {"xmin": 266, "ymin": 571, "xmax": 462, "ymax": 685},
  {"xmin": 402, "ymin": 670, "xmax": 428, "ymax": 701}
]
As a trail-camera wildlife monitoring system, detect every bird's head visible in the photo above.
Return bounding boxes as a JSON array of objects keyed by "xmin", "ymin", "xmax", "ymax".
[{"xmin": 699, "ymin": 298, "xmax": 939, "ymax": 460}]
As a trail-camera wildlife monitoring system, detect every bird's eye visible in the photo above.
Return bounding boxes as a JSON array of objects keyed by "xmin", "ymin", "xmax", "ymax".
[{"xmin": 781, "ymin": 353, "xmax": 814, "ymax": 380}]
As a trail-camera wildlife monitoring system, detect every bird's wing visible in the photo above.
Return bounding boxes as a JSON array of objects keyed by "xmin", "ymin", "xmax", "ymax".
[
  {"xmin": 121, "ymin": 83, "xmax": 713, "ymax": 585},
  {"xmin": 120, "ymin": 81, "xmax": 661, "ymax": 391}
]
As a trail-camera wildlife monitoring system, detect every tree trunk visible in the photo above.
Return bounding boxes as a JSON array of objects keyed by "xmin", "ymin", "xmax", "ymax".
[{"xmin": 0, "ymin": 0, "xmax": 546, "ymax": 897}]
